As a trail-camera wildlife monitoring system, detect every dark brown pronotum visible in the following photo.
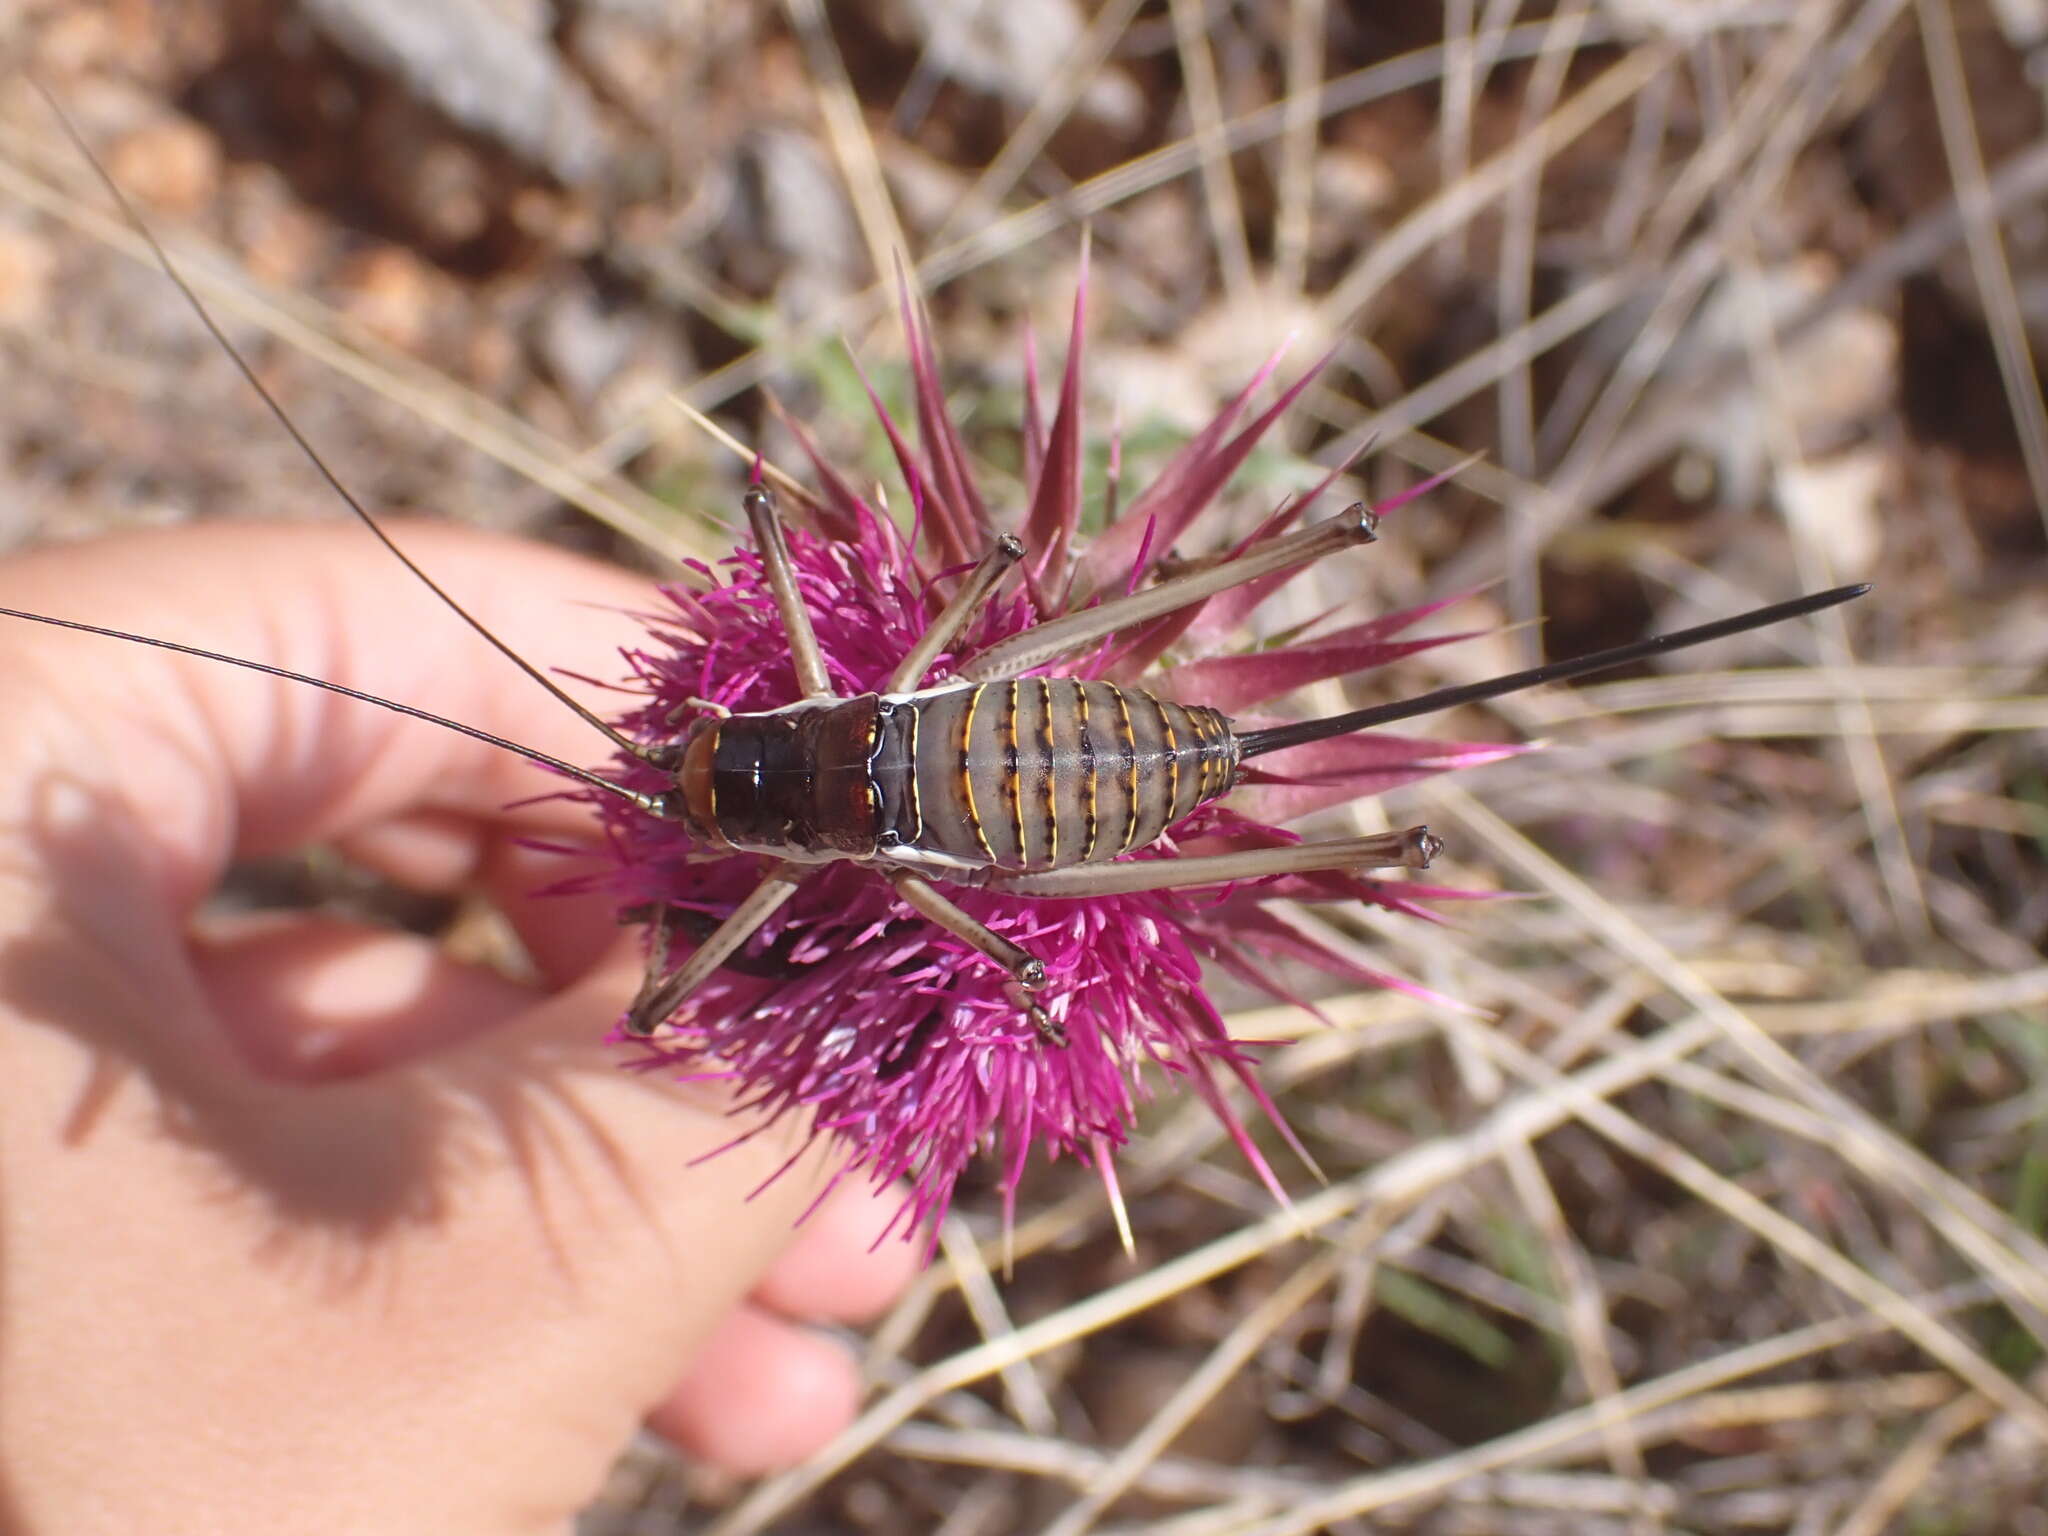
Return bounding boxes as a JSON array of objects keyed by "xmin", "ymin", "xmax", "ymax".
[{"xmin": 2, "ymin": 88, "xmax": 1870, "ymax": 1047}]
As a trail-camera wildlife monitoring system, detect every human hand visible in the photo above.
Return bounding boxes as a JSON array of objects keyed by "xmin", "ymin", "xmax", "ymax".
[{"xmin": 0, "ymin": 521, "xmax": 917, "ymax": 1534}]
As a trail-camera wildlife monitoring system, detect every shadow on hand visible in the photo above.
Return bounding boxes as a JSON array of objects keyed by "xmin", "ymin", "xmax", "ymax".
[{"xmin": 0, "ymin": 767, "xmax": 722, "ymax": 1295}]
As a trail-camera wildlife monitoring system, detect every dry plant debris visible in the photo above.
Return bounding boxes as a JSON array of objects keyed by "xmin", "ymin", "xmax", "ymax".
[{"xmin": 5, "ymin": 0, "xmax": 2047, "ymax": 1531}]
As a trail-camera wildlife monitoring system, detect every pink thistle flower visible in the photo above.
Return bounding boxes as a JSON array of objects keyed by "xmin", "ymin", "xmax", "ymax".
[{"xmin": 577, "ymin": 280, "xmax": 1511, "ymax": 1239}]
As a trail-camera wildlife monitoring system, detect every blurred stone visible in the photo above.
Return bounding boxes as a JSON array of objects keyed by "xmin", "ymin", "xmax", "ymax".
[
  {"xmin": 105, "ymin": 116, "xmax": 222, "ymax": 217},
  {"xmin": 299, "ymin": 0, "xmax": 610, "ymax": 182},
  {"xmin": 534, "ymin": 282, "xmax": 640, "ymax": 409},
  {"xmin": 0, "ymin": 225, "xmax": 56, "ymax": 327},
  {"xmin": 1676, "ymin": 257, "xmax": 1897, "ymax": 509},
  {"xmin": 1856, "ymin": 0, "xmax": 2048, "ymax": 350},
  {"xmin": 885, "ymin": 0, "xmax": 1141, "ymax": 131},
  {"xmin": 232, "ymin": 180, "xmax": 325, "ymax": 292},
  {"xmin": 405, "ymin": 141, "xmax": 493, "ymax": 249},
  {"xmin": 335, "ymin": 244, "xmax": 436, "ymax": 351},
  {"xmin": 467, "ymin": 319, "xmax": 520, "ymax": 396},
  {"xmin": 1778, "ymin": 447, "xmax": 1889, "ymax": 580},
  {"xmin": 1078, "ymin": 1344, "xmax": 1265, "ymax": 1466},
  {"xmin": 1595, "ymin": 0, "xmax": 1758, "ymax": 42},
  {"xmin": 1987, "ymin": 0, "xmax": 2048, "ymax": 47},
  {"xmin": 744, "ymin": 124, "xmax": 863, "ymax": 314},
  {"xmin": 570, "ymin": 12, "xmax": 675, "ymax": 119},
  {"xmin": 1180, "ymin": 287, "xmax": 1328, "ymax": 400},
  {"xmin": 1088, "ymin": 342, "xmax": 1211, "ymax": 437},
  {"xmin": 879, "ymin": 139, "xmax": 972, "ymax": 239},
  {"xmin": 1312, "ymin": 147, "xmax": 1397, "ymax": 261},
  {"xmin": 1120, "ymin": 186, "xmax": 1206, "ymax": 301}
]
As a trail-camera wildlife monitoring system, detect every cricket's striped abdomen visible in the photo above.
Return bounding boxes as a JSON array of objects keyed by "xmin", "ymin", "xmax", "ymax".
[{"xmin": 874, "ymin": 679, "xmax": 1237, "ymax": 873}]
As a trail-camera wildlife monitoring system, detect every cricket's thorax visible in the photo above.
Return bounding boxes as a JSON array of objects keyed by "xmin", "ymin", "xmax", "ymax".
[{"xmin": 678, "ymin": 695, "xmax": 886, "ymax": 858}]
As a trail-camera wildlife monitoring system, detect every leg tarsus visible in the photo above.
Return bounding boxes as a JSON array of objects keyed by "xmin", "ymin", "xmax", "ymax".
[{"xmin": 1007, "ymin": 982, "xmax": 1069, "ymax": 1047}]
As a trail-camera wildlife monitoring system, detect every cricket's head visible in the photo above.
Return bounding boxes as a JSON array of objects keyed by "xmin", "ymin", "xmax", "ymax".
[{"xmin": 666, "ymin": 713, "xmax": 734, "ymax": 851}]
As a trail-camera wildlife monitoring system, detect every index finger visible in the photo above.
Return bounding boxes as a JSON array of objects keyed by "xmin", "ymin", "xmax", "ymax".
[{"xmin": 0, "ymin": 517, "xmax": 663, "ymax": 921}]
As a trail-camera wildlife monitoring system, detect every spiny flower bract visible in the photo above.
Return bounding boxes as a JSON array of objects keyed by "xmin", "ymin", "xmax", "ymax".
[{"xmin": 578, "ymin": 278, "xmax": 1511, "ymax": 1236}]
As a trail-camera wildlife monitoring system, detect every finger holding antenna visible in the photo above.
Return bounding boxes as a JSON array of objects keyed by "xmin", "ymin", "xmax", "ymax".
[{"xmin": 0, "ymin": 520, "xmax": 656, "ymax": 915}]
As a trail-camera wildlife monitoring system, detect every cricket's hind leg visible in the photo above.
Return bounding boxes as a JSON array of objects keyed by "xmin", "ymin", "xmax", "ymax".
[
  {"xmin": 983, "ymin": 826, "xmax": 1440, "ymax": 898},
  {"xmin": 743, "ymin": 486, "xmax": 837, "ymax": 700}
]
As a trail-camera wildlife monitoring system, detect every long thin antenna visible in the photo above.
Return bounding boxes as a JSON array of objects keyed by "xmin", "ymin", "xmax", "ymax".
[
  {"xmin": 1237, "ymin": 584, "xmax": 1872, "ymax": 760},
  {"xmin": 29, "ymin": 79, "xmax": 655, "ymax": 764},
  {"xmin": 0, "ymin": 604, "xmax": 669, "ymax": 814}
]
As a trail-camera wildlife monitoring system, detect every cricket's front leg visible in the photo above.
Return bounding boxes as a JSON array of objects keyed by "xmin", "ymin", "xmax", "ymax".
[
  {"xmin": 885, "ymin": 534, "xmax": 1026, "ymax": 693},
  {"xmin": 743, "ymin": 485, "xmax": 836, "ymax": 699},
  {"xmin": 624, "ymin": 861, "xmax": 809, "ymax": 1037}
]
